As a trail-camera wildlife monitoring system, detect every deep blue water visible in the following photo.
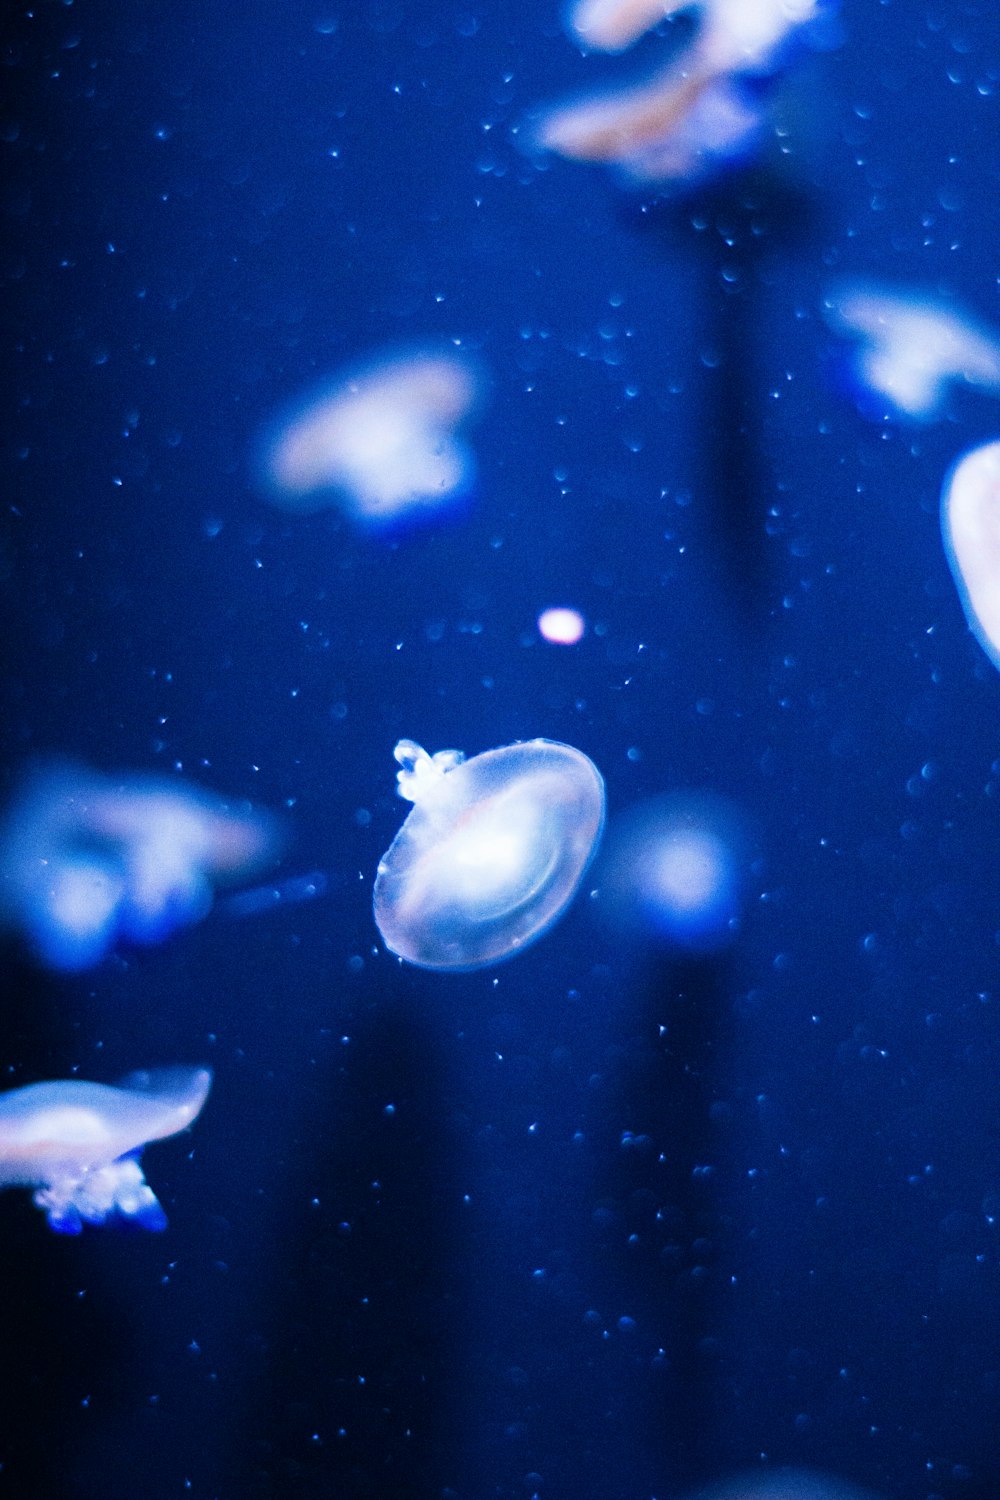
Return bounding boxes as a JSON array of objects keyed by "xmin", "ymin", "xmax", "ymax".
[{"xmin": 2, "ymin": 1, "xmax": 1000, "ymax": 1497}]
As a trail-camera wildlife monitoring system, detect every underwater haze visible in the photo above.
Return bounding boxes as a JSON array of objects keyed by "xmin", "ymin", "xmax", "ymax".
[{"xmin": 2, "ymin": 1, "xmax": 1000, "ymax": 1498}]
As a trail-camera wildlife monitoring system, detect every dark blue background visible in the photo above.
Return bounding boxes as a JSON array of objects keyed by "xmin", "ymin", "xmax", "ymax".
[{"xmin": 2, "ymin": 1, "xmax": 999, "ymax": 1496}]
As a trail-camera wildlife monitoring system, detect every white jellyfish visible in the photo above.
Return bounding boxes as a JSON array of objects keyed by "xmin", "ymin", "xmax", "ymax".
[
  {"xmin": 598, "ymin": 793, "xmax": 746, "ymax": 953},
  {"xmin": 568, "ymin": 0, "xmax": 823, "ymax": 65},
  {"xmin": 0, "ymin": 762, "xmax": 280, "ymax": 971},
  {"xmin": 940, "ymin": 439, "xmax": 1000, "ymax": 670},
  {"xmin": 535, "ymin": 0, "xmax": 827, "ymax": 183},
  {"xmin": 258, "ymin": 349, "xmax": 484, "ymax": 528},
  {"xmin": 373, "ymin": 738, "xmax": 605, "ymax": 970},
  {"xmin": 0, "ymin": 1067, "xmax": 212, "ymax": 1234},
  {"xmin": 823, "ymin": 283, "xmax": 1000, "ymax": 421}
]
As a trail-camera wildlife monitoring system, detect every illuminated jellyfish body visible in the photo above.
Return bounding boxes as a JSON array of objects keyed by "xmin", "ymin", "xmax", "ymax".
[
  {"xmin": 822, "ymin": 283, "xmax": 1000, "ymax": 422},
  {"xmin": 598, "ymin": 793, "xmax": 746, "ymax": 954},
  {"xmin": 258, "ymin": 349, "xmax": 484, "ymax": 530},
  {"xmin": 373, "ymin": 739, "xmax": 605, "ymax": 971},
  {"xmin": 941, "ymin": 440, "xmax": 1000, "ymax": 671},
  {"xmin": 533, "ymin": 0, "xmax": 833, "ymax": 186},
  {"xmin": 0, "ymin": 761, "xmax": 279, "ymax": 972},
  {"xmin": 0, "ymin": 1067, "xmax": 212, "ymax": 1235}
]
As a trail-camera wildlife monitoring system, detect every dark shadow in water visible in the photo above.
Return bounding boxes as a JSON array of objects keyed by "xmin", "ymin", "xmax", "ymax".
[
  {"xmin": 235, "ymin": 990, "xmax": 460, "ymax": 1500},
  {"xmin": 585, "ymin": 947, "xmax": 736, "ymax": 1495},
  {"xmin": 620, "ymin": 168, "xmax": 824, "ymax": 624},
  {"xmin": 0, "ymin": 950, "xmax": 143, "ymax": 1495}
]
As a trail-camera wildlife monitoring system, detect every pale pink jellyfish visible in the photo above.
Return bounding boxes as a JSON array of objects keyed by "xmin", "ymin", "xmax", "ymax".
[
  {"xmin": 535, "ymin": 0, "xmax": 826, "ymax": 183},
  {"xmin": 941, "ymin": 439, "xmax": 1000, "ymax": 670},
  {"xmin": 374, "ymin": 738, "xmax": 605, "ymax": 970},
  {"xmin": 0, "ymin": 1066, "xmax": 212, "ymax": 1234},
  {"xmin": 568, "ymin": 0, "xmax": 823, "ymax": 68},
  {"xmin": 260, "ymin": 350, "xmax": 484, "ymax": 527}
]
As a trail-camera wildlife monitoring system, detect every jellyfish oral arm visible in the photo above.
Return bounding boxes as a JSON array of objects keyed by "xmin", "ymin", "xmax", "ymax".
[
  {"xmin": 33, "ymin": 1152, "xmax": 168, "ymax": 1235},
  {"xmin": 0, "ymin": 1068, "xmax": 212, "ymax": 1234},
  {"xmin": 393, "ymin": 740, "xmax": 466, "ymax": 802}
]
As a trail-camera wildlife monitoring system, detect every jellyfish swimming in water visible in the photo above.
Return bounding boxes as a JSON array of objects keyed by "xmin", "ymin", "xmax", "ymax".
[
  {"xmin": 257, "ymin": 348, "xmax": 485, "ymax": 530},
  {"xmin": 531, "ymin": 0, "xmax": 835, "ymax": 187},
  {"xmin": 941, "ymin": 439, "xmax": 1000, "ymax": 671},
  {"xmin": 0, "ymin": 1066, "xmax": 212, "ymax": 1235},
  {"xmin": 0, "ymin": 761, "xmax": 280, "ymax": 972},
  {"xmin": 597, "ymin": 792, "xmax": 747, "ymax": 954},
  {"xmin": 373, "ymin": 738, "xmax": 605, "ymax": 971},
  {"xmin": 822, "ymin": 282, "xmax": 1000, "ymax": 422}
]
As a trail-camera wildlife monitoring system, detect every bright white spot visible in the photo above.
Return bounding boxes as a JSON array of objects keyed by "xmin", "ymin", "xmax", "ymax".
[{"xmin": 538, "ymin": 607, "xmax": 586, "ymax": 645}]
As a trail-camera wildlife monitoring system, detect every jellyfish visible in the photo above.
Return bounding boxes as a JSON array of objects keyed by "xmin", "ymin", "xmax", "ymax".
[
  {"xmin": 536, "ymin": 61, "xmax": 764, "ymax": 185},
  {"xmin": 941, "ymin": 440, "xmax": 1000, "ymax": 671},
  {"xmin": 0, "ymin": 761, "xmax": 281, "ymax": 971},
  {"xmin": 373, "ymin": 738, "xmax": 605, "ymax": 971},
  {"xmin": 822, "ymin": 283, "xmax": 1000, "ymax": 422},
  {"xmin": 597, "ymin": 793, "xmax": 746, "ymax": 953},
  {"xmin": 567, "ymin": 0, "xmax": 824, "ymax": 65},
  {"xmin": 258, "ymin": 349, "xmax": 484, "ymax": 528},
  {"xmin": 0, "ymin": 1066, "xmax": 212, "ymax": 1234},
  {"xmin": 534, "ymin": 0, "xmax": 832, "ymax": 184}
]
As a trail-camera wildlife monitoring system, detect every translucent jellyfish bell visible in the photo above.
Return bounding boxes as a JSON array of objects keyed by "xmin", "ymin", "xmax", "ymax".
[
  {"xmin": 0, "ymin": 1066, "xmax": 212, "ymax": 1235},
  {"xmin": 373, "ymin": 739, "xmax": 605, "ymax": 971},
  {"xmin": 941, "ymin": 439, "xmax": 1000, "ymax": 671}
]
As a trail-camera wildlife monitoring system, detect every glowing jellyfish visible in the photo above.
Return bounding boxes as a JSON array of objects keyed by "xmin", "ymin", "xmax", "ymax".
[
  {"xmin": 598, "ymin": 793, "xmax": 745, "ymax": 953},
  {"xmin": 536, "ymin": 63, "xmax": 763, "ymax": 184},
  {"xmin": 258, "ymin": 349, "xmax": 484, "ymax": 528},
  {"xmin": 0, "ymin": 1066, "xmax": 212, "ymax": 1235},
  {"xmin": 373, "ymin": 738, "xmax": 605, "ymax": 971},
  {"xmin": 941, "ymin": 440, "xmax": 1000, "ymax": 671},
  {"xmin": 823, "ymin": 283, "xmax": 1000, "ymax": 422},
  {"xmin": 0, "ymin": 762, "xmax": 280, "ymax": 971},
  {"xmin": 534, "ymin": 0, "xmax": 829, "ymax": 184},
  {"xmin": 569, "ymin": 0, "xmax": 689, "ymax": 54}
]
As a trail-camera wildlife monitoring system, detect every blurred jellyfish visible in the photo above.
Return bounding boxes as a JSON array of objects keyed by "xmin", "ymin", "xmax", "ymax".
[
  {"xmin": 568, "ymin": 0, "xmax": 826, "ymax": 67},
  {"xmin": 537, "ymin": 63, "xmax": 765, "ymax": 184},
  {"xmin": 257, "ymin": 348, "xmax": 485, "ymax": 529},
  {"xmin": 533, "ymin": 0, "xmax": 835, "ymax": 186},
  {"xmin": 0, "ymin": 762, "xmax": 281, "ymax": 971},
  {"xmin": 597, "ymin": 792, "xmax": 746, "ymax": 953},
  {"xmin": 684, "ymin": 1469, "xmax": 883, "ymax": 1500},
  {"xmin": 823, "ymin": 283, "xmax": 1000, "ymax": 422},
  {"xmin": 0, "ymin": 1066, "xmax": 212, "ymax": 1235},
  {"xmin": 373, "ymin": 738, "xmax": 605, "ymax": 970},
  {"xmin": 538, "ymin": 606, "xmax": 587, "ymax": 645},
  {"xmin": 941, "ymin": 439, "xmax": 1000, "ymax": 670}
]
